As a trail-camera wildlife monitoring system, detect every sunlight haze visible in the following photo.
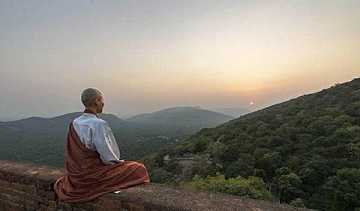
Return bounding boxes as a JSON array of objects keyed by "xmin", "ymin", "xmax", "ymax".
[{"xmin": 1, "ymin": 0, "xmax": 359, "ymax": 120}]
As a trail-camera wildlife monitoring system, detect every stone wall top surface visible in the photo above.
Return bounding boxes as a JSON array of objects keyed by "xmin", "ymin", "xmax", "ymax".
[{"xmin": 0, "ymin": 160, "xmax": 310, "ymax": 211}]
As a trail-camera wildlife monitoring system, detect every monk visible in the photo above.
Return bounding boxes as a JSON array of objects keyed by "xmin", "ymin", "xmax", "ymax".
[{"xmin": 54, "ymin": 88, "xmax": 150, "ymax": 203}]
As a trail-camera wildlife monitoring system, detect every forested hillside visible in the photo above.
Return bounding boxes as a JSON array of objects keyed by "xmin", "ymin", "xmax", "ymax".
[{"xmin": 146, "ymin": 78, "xmax": 360, "ymax": 211}]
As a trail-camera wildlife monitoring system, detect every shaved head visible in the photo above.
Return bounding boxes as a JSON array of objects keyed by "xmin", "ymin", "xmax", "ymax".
[{"xmin": 81, "ymin": 88, "xmax": 103, "ymax": 107}]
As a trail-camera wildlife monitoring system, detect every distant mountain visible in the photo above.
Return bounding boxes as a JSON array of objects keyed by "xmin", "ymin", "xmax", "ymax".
[
  {"xmin": 1, "ymin": 112, "xmax": 125, "ymax": 133},
  {"xmin": 0, "ymin": 112, "xmax": 127, "ymax": 167},
  {"xmin": 127, "ymin": 106, "xmax": 234, "ymax": 134},
  {"xmin": 147, "ymin": 78, "xmax": 360, "ymax": 210},
  {"xmin": 0, "ymin": 106, "xmax": 234, "ymax": 168}
]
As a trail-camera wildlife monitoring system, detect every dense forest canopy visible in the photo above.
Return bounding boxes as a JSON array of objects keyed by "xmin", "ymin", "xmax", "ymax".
[{"xmin": 146, "ymin": 78, "xmax": 360, "ymax": 211}]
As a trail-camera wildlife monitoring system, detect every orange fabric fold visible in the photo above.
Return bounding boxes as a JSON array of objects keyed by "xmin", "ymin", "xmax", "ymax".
[{"xmin": 53, "ymin": 121, "xmax": 150, "ymax": 203}]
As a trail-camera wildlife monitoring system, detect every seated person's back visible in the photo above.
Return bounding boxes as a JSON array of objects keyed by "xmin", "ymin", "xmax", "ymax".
[
  {"xmin": 54, "ymin": 88, "xmax": 150, "ymax": 203},
  {"xmin": 72, "ymin": 111, "xmax": 122, "ymax": 165}
]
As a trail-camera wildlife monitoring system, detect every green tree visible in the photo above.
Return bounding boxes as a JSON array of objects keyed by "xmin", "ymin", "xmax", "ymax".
[
  {"xmin": 322, "ymin": 168, "xmax": 360, "ymax": 211},
  {"xmin": 225, "ymin": 158, "xmax": 254, "ymax": 179},
  {"xmin": 277, "ymin": 173, "xmax": 304, "ymax": 203}
]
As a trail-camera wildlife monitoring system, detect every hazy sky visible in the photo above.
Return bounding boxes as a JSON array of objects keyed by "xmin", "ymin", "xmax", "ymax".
[{"xmin": 1, "ymin": 0, "xmax": 359, "ymax": 120}]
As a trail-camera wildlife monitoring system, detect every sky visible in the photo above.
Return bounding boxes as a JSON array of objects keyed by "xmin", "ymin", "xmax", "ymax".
[{"xmin": 1, "ymin": 0, "xmax": 359, "ymax": 120}]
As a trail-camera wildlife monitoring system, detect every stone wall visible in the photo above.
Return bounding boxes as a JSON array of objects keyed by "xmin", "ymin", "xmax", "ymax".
[{"xmin": 0, "ymin": 160, "xmax": 309, "ymax": 211}]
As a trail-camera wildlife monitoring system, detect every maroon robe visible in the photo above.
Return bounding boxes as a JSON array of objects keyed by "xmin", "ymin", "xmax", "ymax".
[{"xmin": 53, "ymin": 110, "xmax": 151, "ymax": 203}]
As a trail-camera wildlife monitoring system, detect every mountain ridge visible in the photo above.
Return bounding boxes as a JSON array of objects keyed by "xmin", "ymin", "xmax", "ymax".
[{"xmin": 0, "ymin": 106, "xmax": 234, "ymax": 167}]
